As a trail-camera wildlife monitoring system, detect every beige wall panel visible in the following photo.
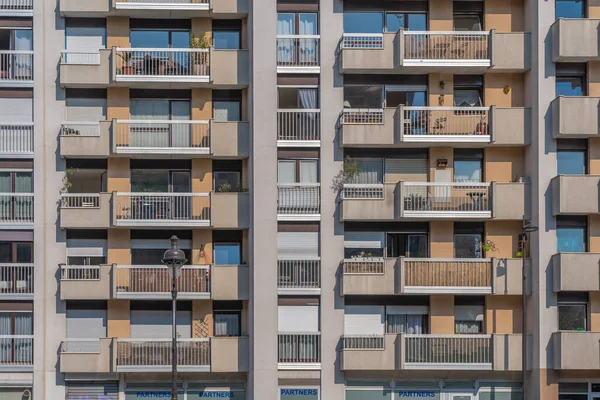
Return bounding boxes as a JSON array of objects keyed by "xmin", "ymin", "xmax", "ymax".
[
  {"xmin": 191, "ymin": 18, "xmax": 213, "ymax": 41},
  {"xmin": 107, "ymin": 299, "xmax": 130, "ymax": 338},
  {"xmin": 192, "ymin": 88, "xmax": 212, "ymax": 120},
  {"xmin": 192, "ymin": 229, "xmax": 213, "ymax": 265},
  {"xmin": 108, "ymin": 229, "xmax": 131, "ymax": 265},
  {"xmin": 430, "ymin": 294, "xmax": 455, "ymax": 334},
  {"xmin": 484, "ymin": 0, "xmax": 524, "ymax": 32},
  {"xmin": 430, "ymin": 220, "xmax": 454, "ymax": 258},
  {"xmin": 428, "ymin": 74, "xmax": 454, "ymax": 107},
  {"xmin": 192, "ymin": 159, "xmax": 212, "ymax": 194},
  {"xmin": 590, "ymin": 0, "xmax": 600, "ymax": 19},
  {"xmin": 589, "ymin": 138, "xmax": 600, "ymax": 174},
  {"xmin": 429, "ymin": 0, "xmax": 453, "ymax": 30},
  {"xmin": 107, "ymin": 17, "xmax": 130, "ymax": 48},
  {"xmin": 107, "ymin": 158, "xmax": 130, "ymax": 192},
  {"xmin": 485, "ymin": 296, "xmax": 522, "ymax": 334},
  {"xmin": 485, "ymin": 221, "xmax": 520, "ymax": 258},
  {"xmin": 484, "ymin": 73, "xmax": 525, "ymax": 107},
  {"xmin": 484, "ymin": 147, "xmax": 524, "ymax": 183},
  {"xmin": 193, "ymin": 299, "xmax": 213, "ymax": 338},
  {"xmin": 107, "ymin": 87, "xmax": 130, "ymax": 120}
]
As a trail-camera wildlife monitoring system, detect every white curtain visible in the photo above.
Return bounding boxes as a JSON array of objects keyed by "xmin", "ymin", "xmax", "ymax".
[
  {"xmin": 455, "ymin": 321, "xmax": 481, "ymax": 334},
  {"xmin": 214, "ymin": 314, "xmax": 240, "ymax": 336},
  {"xmin": 387, "ymin": 314, "xmax": 423, "ymax": 334},
  {"xmin": 454, "ymin": 90, "xmax": 482, "ymax": 107},
  {"xmin": 297, "ymin": 88, "xmax": 318, "ymax": 140},
  {"xmin": 350, "ymin": 159, "xmax": 384, "ymax": 184},
  {"xmin": 299, "ymin": 14, "xmax": 318, "ymax": 64},
  {"xmin": 278, "ymin": 160, "xmax": 296, "ymax": 183},
  {"xmin": 277, "ymin": 14, "xmax": 294, "ymax": 63},
  {"xmin": 299, "ymin": 160, "xmax": 318, "ymax": 183},
  {"xmin": 130, "ymin": 100, "xmax": 170, "ymax": 147}
]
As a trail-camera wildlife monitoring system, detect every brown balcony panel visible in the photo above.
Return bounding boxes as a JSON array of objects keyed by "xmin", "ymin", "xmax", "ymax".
[
  {"xmin": 551, "ymin": 18, "xmax": 600, "ymax": 62},
  {"xmin": 211, "ymin": 50, "xmax": 249, "ymax": 86},
  {"xmin": 211, "ymin": 336, "xmax": 249, "ymax": 372},
  {"xmin": 60, "ymin": 338, "xmax": 113, "ymax": 373},
  {"xmin": 211, "ymin": 264, "xmax": 249, "ymax": 300},
  {"xmin": 551, "ymin": 96, "xmax": 600, "ymax": 138},
  {"xmin": 403, "ymin": 259, "xmax": 491, "ymax": 292},
  {"xmin": 211, "ymin": 121, "xmax": 249, "ymax": 157},
  {"xmin": 60, "ymin": 49, "xmax": 111, "ymax": 87},
  {"xmin": 60, "ymin": 193, "xmax": 112, "ymax": 229},
  {"xmin": 553, "ymin": 253, "xmax": 600, "ymax": 292},
  {"xmin": 60, "ymin": 264, "xmax": 112, "ymax": 300},
  {"xmin": 60, "ymin": 121, "xmax": 111, "ymax": 158},
  {"xmin": 553, "ymin": 332, "xmax": 600, "ymax": 370},
  {"xmin": 551, "ymin": 175, "xmax": 600, "ymax": 215},
  {"xmin": 211, "ymin": 193, "xmax": 249, "ymax": 229}
]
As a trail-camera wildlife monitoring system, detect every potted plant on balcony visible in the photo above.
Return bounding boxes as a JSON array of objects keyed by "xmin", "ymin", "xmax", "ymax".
[
  {"xmin": 331, "ymin": 156, "xmax": 360, "ymax": 195},
  {"xmin": 190, "ymin": 34, "xmax": 211, "ymax": 76},
  {"xmin": 118, "ymin": 51, "xmax": 135, "ymax": 75},
  {"xmin": 480, "ymin": 238, "xmax": 498, "ymax": 254},
  {"xmin": 475, "ymin": 114, "xmax": 488, "ymax": 135},
  {"xmin": 217, "ymin": 183, "xmax": 232, "ymax": 192}
]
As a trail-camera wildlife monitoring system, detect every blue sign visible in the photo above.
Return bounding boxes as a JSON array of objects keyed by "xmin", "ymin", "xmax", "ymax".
[
  {"xmin": 280, "ymin": 389, "xmax": 318, "ymax": 396},
  {"xmin": 396, "ymin": 392, "xmax": 439, "ymax": 399},
  {"xmin": 136, "ymin": 393, "xmax": 172, "ymax": 399}
]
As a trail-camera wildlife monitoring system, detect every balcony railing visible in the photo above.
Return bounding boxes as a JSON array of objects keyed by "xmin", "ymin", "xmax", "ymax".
[
  {"xmin": 342, "ymin": 109, "xmax": 383, "ymax": 124},
  {"xmin": 278, "ymin": 259, "xmax": 320, "ymax": 289},
  {"xmin": 403, "ymin": 107, "xmax": 489, "ymax": 137},
  {"xmin": 343, "ymin": 184, "xmax": 384, "ymax": 199},
  {"xmin": 0, "ymin": 335, "xmax": 33, "ymax": 366},
  {"xmin": 61, "ymin": 339, "xmax": 102, "ymax": 353},
  {"xmin": 115, "ymin": 48, "xmax": 210, "ymax": 78},
  {"xmin": 0, "ymin": 0, "xmax": 32, "ymax": 11},
  {"xmin": 0, "ymin": 124, "xmax": 32, "ymax": 156},
  {"xmin": 404, "ymin": 258, "xmax": 491, "ymax": 291},
  {"xmin": 115, "ymin": 265, "xmax": 210, "ymax": 296},
  {"xmin": 277, "ymin": 184, "xmax": 320, "ymax": 216},
  {"xmin": 116, "ymin": 338, "xmax": 210, "ymax": 369},
  {"xmin": 403, "ymin": 182, "xmax": 491, "ymax": 214},
  {"xmin": 118, "ymin": 0, "xmax": 209, "ymax": 3},
  {"xmin": 340, "ymin": 33, "xmax": 384, "ymax": 49},
  {"xmin": 0, "ymin": 51, "xmax": 32, "ymax": 82},
  {"xmin": 60, "ymin": 51, "xmax": 100, "ymax": 65},
  {"xmin": 277, "ymin": 110, "xmax": 320, "ymax": 142},
  {"xmin": 61, "ymin": 122, "xmax": 101, "ymax": 137},
  {"xmin": 114, "ymin": 120, "xmax": 210, "ymax": 153},
  {"xmin": 115, "ymin": 192, "xmax": 210, "ymax": 224},
  {"xmin": 60, "ymin": 193, "xmax": 100, "ymax": 209},
  {"xmin": 0, "ymin": 264, "xmax": 33, "ymax": 296},
  {"xmin": 277, "ymin": 36, "xmax": 320, "ymax": 68},
  {"xmin": 0, "ymin": 193, "xmax": 33, "ymax": 223},
  {"xmin": 278, "ymin": 333, "xmax": 321, "ymax": 364},
  {"xmin": 343, "ymin": 258, "xmax": 385, "ymax": 274},
  {"xmin": 60, "ymin": 265, "xmax": 100, "ymax": 280},
  {"xmin": 403, "ymin": 31, "xmax": 489, "ymax": 63},
  {"xmin": 404, "ymin": 334, "xmax": 492, "ymax": 367},
  {"xmin": 342, "ymin": 335, "xmax": 385, "ymax": 350}
]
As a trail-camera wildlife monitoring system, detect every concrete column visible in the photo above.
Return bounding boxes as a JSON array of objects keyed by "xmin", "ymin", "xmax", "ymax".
[
  {"xmin": 107, "ymin": 17, "xmax": 130, "ymax": 48},
  {"xmin": 430, "ymin": 221, "xmax": 454, "ymax": 258},
  {"xmin": 485, "ymin": 296, "xmax": 522, "ymax": 334},
  {"xmin": 107, "ymin": 158, "xmax": 130, "ymax": 192},
  {"xmin": 428, "ymin": 0, "xmax": 453, "ymax": 30},
  {"xmin": 429, "ymin": 295, "xmax": 455, "ymax": 334},
  {"xmin": 107, "ymin": 87, "xmax": 130, "ymax": 120}
]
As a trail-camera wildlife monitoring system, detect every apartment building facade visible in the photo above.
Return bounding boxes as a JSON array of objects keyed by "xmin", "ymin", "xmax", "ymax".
[{"xmin": 0, "ymin": 0, "xmax": 590, "ymax": 398}]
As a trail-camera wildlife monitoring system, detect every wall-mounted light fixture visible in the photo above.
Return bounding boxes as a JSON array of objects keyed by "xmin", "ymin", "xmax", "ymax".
[
  {"xmin": 439, "ymin": 80, "xmax": 446, "ymax": 90},
  {"xmin": 437, "ymin": 159, "xmax": 448, "ymax": 168}
]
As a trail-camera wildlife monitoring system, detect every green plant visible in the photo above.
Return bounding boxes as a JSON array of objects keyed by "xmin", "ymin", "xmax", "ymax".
[
  {"xmin": 190, "ymin": 34, "xmax": 211, "ymax": 65},
  {"xmin": 515, "ymin": 251, "xmax": 523, "ymax": 258},
  {"xmin": 118, "ymin": 51, "xmax": 134, "ymax": 65},
  {"xmin": 59, "ymin": 168, "xmax": 77, "ymax": 194},
  {"xmin": 331, "ymin": 156, "xmax": 361, "ymax": 192},
  {"xmin": 480, "ymin": 238, "xmax": 498, "ymax": 253},
  {"xmin": 217, "ymin": 183, "xmax": 232, "ymax": 193},
  {"xmin": 237, "ymin": 186, "xmax": 249, "ymax": 193}
]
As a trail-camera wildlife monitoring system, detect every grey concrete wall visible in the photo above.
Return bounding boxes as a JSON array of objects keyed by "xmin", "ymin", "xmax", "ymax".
[
  {"xmin": 551, "ymin": 175, "xmax": 600, "ymax": 215},
  {"xmin": 552, "ymin": 253, "xmax": 600, "ymax": 292},
  {"xmin": 551, "ymin": 18, "xmax": 600, "ymax": 62}
]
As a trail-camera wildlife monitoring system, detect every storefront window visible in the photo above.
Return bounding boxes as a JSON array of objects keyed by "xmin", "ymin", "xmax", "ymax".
[
  {"xmin": 188, "ymin": 389, "xmax": 245, "ymax": 400},
  {"xmin": 280, "ymin": 388, "xmax": 319, "ymax": 400},
  {"xmin": 346, "ymin": 389, "xmax": 392, "ymax": 400}
]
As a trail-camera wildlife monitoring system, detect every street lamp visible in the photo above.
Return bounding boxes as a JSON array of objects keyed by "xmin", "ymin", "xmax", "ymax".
[
  {"xmin": 520, "ymin": 217, "xmax": 537, "ymax": 399},
  {"xmin": 162, "ymin": 235, "xmax": 187, "ymax": 400}
]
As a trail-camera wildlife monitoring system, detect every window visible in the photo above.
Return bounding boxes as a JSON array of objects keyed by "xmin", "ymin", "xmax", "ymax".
[
  {"xmin": 130, "ymin": 29, "xmax": 190, "ymax": 48},
  {"xmin": 558, "ymin": 382, "xmax": 588, "ymax": 400},
  {"xmin": 454, "ymin": 234, "xmax": 482, "ymax": 258},
  {"xmin": 278, "ymin": 86, "xmax": 319, "ymax": 109},
  {"xmin": 453, "ymin": 75, "xmax": 483, "ymax": 107},
  {"xmin": 455, "ymin": 303, "xmax": 484, "ymax": 334},
  {"xmin": 214, "ymin": 243, "xmax": 241, "ymax": 265},
  {"xmin": 344, "ymin": 86, "xmax": 382, "ymax": 109},
  {"xmin": 387, "ymin": 313, "xmax": 427, "ymax": 334},
  {"xmin": 385, "ymin": 13, "xmax": 427, "ymax": 32},
  {"xmin": 131, "ymin": 248, "xmax": 191, "ymax": 265},
  {"xmin": 212, "ymin": 20, "xmax": 241, "ymax": 50},
  {"xmin": 214, "ymin": 312, "xmax": 241, "ymax": 336},
  {"xmin": 454, "ymin": 14, "xmax": 483, "ymax": 31},
  {"xmin": 386, "ymin": 233, "xmax": 428, "ymax": 258},
  {"xmin": 214, "ymin": 172, "xmax": 241, "ymax": 192},
  {"xmin": 558, "ymin": 293, "xmax": 588, "ymax": 331},
  {"xmin": 277, "ymin": 159, "xmax": 318, "ymax": 183},
  {"xmin": 213, "ymin": 90, "xmax": 242, "ymax": 122},
  {"xmin": 343, "ymin": 12, "xmax": 383, "ymax": 34},
  {"xmin": 277, "ymin": 12, "xmax": 318, "ymax": 65},
  {"xmin": 557, "ymin": 151, "xmax": 586, "ymax": 175},
  {"xmin": 384, "ymin": 86, "xmax": 427, "ymax": 108},
  {"xmin": 129, "ymin": 99, "xmax": 191, "ymax": 148},
  {"xmin": 556, "ymin": 63, "xmax": 586, "ymax": 96},
  {"xmin": 454, "ymin": 160, "xmax": 482, "ymax": 182},
  {"xmin": 556, "ymin": 0, "xmax": 586, "ymax": 19},
  {"xmin": 130, "ymin": 169, "xmax": 190, "ymax": 193},
  {"xmin": 0, "ymin": 28, "xmax": 33, "ymax": 51},
  {"xmin": 0, "ymin": 310, "xmax": 33, "ymax": 364},
  {"xmin": 0, "ymin": 241, "xmax": 32, "ymax": 263},
  {"xmin": 348, "ymin": 159, "xmax": 383, "ymax": 184},
  {"xmin": 67, "ymin": 256, "xmax": 106, "ymax": 265},
  {"xmin": 557, "ymin": 216, "xmax": 587, "ymax": 253}
]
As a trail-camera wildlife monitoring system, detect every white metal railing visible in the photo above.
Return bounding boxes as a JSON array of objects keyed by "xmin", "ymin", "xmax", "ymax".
[
  {"xmin": 278, "ymin": 259, "xmax": 320, "ymax": 289},
  {"xmin": 277, "ymin": 35, "xmax": 320, "ymax": 67},
  {"xmin": 60, "ymin": 122, "xmax": 101, "ymax": 137},
  {"xmin": 0, "ymin": 0, "xmax": 32, "ymax": 10},
  {"xmin": 404, "ymin": 334, "xmax": 492, "ymax": 365},
  {"xmin": 277, "ymin": 110, "xmax": 321, "ymax": 141},
  {"xmin": 343, "ymin": 258, "xmax": 385, "ymax": 274},
  {"xmin": 60, "ymin": 193, "xmax": 100, "ymax": 209},
  {"xmin": 404, "ymin": 31, "xmax": 489, "ymax": 61},
  {"xmin": 342, "ymin": 335, "xmax": 385, "ymax": 350},
  {"xmin": 0, "ymin": 124, "xmax": 32, "ymax": 154},
  {"xmin": 0, "ymin": 263, "xmax": 33, "ymax": 295},
  {"xmin": 115, "ymin": 192, "xmax": 211, "ymax": 222},
  {"xmin": 60, "ymin": 265, "xmax": 100, "ymax": 280},
  {"xmin": 340, "ymin": 33, "xmax": 384, "ymax": 49},
  {"xmin": 403, "ymin": 182, "xmax": 491, "ymax": 213},
  {"xmin": 403, "ymin": 107, "xmax": 489, "ymax": 137},
  {"xmin": 115, "ymin": 120, "xmax": 210, "ymax": 150},
  {"xmin": 0, "ymin": 335, "xmax": 33, "ymax": 365},
  {"xmin": 342, "ymin": 184, "xmax": 384, "ymax": 199},
  {"xmin": 404, "ymin": 258, "xmax": 492, "ymax": 288},
  {"xmin": 60, "ymin": 51, "xmax": 100, "ymax": 65},
  {"xmin": 115, "ymin": 265, "xmax": 210, "ymax": 294},
  {"xmin": 116, "ymin": 48, "xmax": 210, "ymax": 77},
  {"xmin": 0, "ymin": 193, "xmax": 33, "ymax": 223},
  {"xmin": 277, "ymin": 184, "xmax": 320, "ymax": 215},
  {"xmin": 60, "ymin": 339, "xmax": 101, "ymax": 353},
  {"xmin": 341, "ymin": 109, "xmax": 383, "ymax": 124},
  {"xmin": 278, "ymin": 333, "xmax": 321, "ymax": 363},
  {"xmin": 116, "ymin": 338, "xmax": 210, "ymax": 367},
  {"xmin": 118, "ymin": 0, "xmax": 209, "ymax": 3},
  {"xmin": 0, "ymin": 51, "xmax": 33, "ymax": 81}
]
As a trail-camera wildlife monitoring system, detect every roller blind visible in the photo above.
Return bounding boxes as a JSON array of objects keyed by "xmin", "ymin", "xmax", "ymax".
[
  {"xmin": 277, "ymin": 232, "xmax": 319, "ymax": 259},
  {"xmin": 455, "ymin": 305, "xmax": 484, "ymax": 321},
  {"xmin": 278, "ymin": 305, "xmax": 319, "ymax": 332},
  {"xmin": 384, "ymin": 159, "xmax": 427, "ymax": 183},
  {"xmin": 66, "ymin": 309, "xmax": 107, "ymax": 338},
  {"xmin": 0, "ymin": 98, "xmax": 32, "ymax": 122},
  {"xmin": 130, "ymin": 310, "xmax": 192, "ymax": 338},
  {"xmin": 65, "ymin": 26, "xmax": 105, "ymax": 61},
  {"xmin": 66, "ymin": 382, "xmax": 118, "ymax": 400},
  {"xmin": 344, "ymin": 232, "xmax": 384, "ymax": 249},
  {"xmin": 65, "ymin": 97, "xmax": 107, "ymax": 121},
  {"xmin": 344, "ymin": 305, "xmax": 384, "ymax": 335},
  {"xmin": 66, "ymin": 239, "xmax": 107, "ymax": 257}
]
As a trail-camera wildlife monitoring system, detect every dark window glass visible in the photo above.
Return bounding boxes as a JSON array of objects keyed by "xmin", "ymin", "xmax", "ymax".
[
  {"xmin": 214, "ymin": 312, "xmax": 241, "ymax": 336},
  {"xmin": 454, "ymin": 14, "xmax": 483, "ymax": 31},
  {"xmin": 455, "ymin": 234, "xmax": 482, "ymax": 258},
  {"xmin": 559, "ymin": 395, "xmax": 587, "ymax": 400},
  {"xmin": 454, "ymin": 160, "xmax": 482, "ymax": 182},
  {"xmin": 556, "ymin": 0, "xmax": 586, "ymax": 19},
  {"xmin": 556, "ymin": 77, "xmax": 584, "ymax": 96},
  {"xmin": 558, "ymin": 303, "xmax": 586, "ymax": 330},
  {"xmin": 0, "ymin": 242, "xmax": 12, "ymax": 263},
  {"xmin": 385, "ymin": 13, "xmax": 427, "ymax": 32},
  {"xmin": 213, "ymin": 30, "xmax": 240, "ymax": 50},
  {"xmin": 343, "ymin": 12, "xmax": 383, "ymax": 33},
  {"xmin": 557, "ymin": 150, "xmax": 585, "ymax": 175}
]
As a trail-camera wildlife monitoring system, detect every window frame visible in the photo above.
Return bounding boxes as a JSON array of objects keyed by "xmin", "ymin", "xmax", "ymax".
[
  {"xmin": 453, "ymin": 13, "xmax": 484, "ymax": 31},
  {"xmin": 277, "ymin": 12, "xmax": 320, "ymax": 35},
  {"xmin": 213, "ymin": 311, "xmax": 242, "ymax": 337},
  {"xmin": 0, "ymin": 241, "xmax": 33, "ymax": 263},
  {"xmin": 0, "ymin": 310, "xmax": 33, "ymax": 335},
  {"xmin": 277, "ymin": 158, "xmax": 319, "ymax": 184},
  {"xmin": 558, "ymin": 301, "xmax": 588, "ymax": 331},
  {"xmin": 555, "ymin": 0, "xmax": 587, "ymax": 19},
  {"xmin": 384, "ymin": 11, "xmax": 428, "ymax": 32},
  {"xmin": 277, "ymin": 85, "xmax": 320, "ymax": 110}
]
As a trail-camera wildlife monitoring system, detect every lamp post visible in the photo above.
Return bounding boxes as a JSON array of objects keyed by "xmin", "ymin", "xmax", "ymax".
[
  {"xmin": 162, "ymin": 235, "xmax": 187, "ymax": 400},
  {"xmin": 521, "ymin": 217, "xmax": 538, "ymax": 399}
]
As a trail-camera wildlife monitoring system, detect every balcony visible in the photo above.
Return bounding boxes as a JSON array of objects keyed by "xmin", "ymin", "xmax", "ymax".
[
  {"xmin": 0, "ymin": 0, "xmax": 32, "ymax": 16},
  {"xmin": 114, "ymin": 265, "xmax": 210, "ymax": 300},
  {"xmin": 341, "ymin": 182, "xmax": 525, "ymax": 221},
  {"xmin": 211, "ymin": 264, "xmax": 249, "ymax": 300},
  {"xmin": 341, "ymin": 333, "xmax": 522, "ymax": 372},
  {"xmin": 60, "ymin": 50, "xmax": 111, "ymax": 88},
  {"xmin": 59, "ymin": 0, "xmax": 248, "ymax": 17},
  {"xmin": 340, "ymin": 106, "xmax": 530, "ymax": 147},
  {"xmin": 341, "ymin": 257, "xmax": 523, "ymax": 296},
  {"xmin": 114, "ymin": 192, "xmax": 210, "ymax": 227},
  {"xmin": 0, "ymin": 193, "xmax": 33, "ymax": 228},
  {"xmin": 551, "ymin": 175, "xmax": 600, "ymax": 215},
  {"xmin": 552, "ymin": 253, "xmax": 600, "ymax": 292},
  {"xmin": 0, "ymin": 124, "xmax": 33, "ymax": 158},
  {"xmin": 211, "ymin": 192, "xmax": 249, "ymax": 229},
  {"xmin": 277, "ymin": 184, "xmax": 320, "ymax": 221},
  {"xmin": 60, "ymin": 338, "xmax": 114, "ymax": 373},
  {"xmin": 116, "ymin": 338, "xmax": 210, "ymax": 372},
  {"xmin": 0, "ymin": 335, "xmax": 33, "ymax": 371},
  {"xmin": 551, "ymin": 18, "xmax": 600, "ymax": 62},
  {"xmin": 0, "ymin": 264, "xmax": 33, "ymax": 300},
  {"xmin": 276, "ymin": 36, "xmax": 320, "ymax": 73},
  {"xmin": 60, "ymin": 265, "xmax": 112, "ymax": 300},
  {"xmin": 278, "ymin": 333, "xmax": 321, "ymax": 370},
  {"xmin": 339, "ymin": 30, "xmax": 530, "ymax": 74},
  {"xmin": 553, "ymin": 332, "xmax": 600, "ymax": 370},
  {"xmin": 60, "ymin": 193, "xmax": 112, "ymax": 229},
  {"xmin": 60, "ymin": 122, "xmax": 111, "ymax": 158},
  {"xmin": 277, "ymin": 110, "xmax": 321, "ymax": 147},
  {"xmin": 211, "ymin": 121, "xmax": 249, "ymax": 158},
  {"xmin": 0, "ymin": 51, "xmax": 33, "ymax": 86},
  {"xmin": 211, "ymin": 336, "xmax": 249, "ymax": 372},
  {"xmin": 551, "ymin": 96, "xmax": 600, "ymax": 138},
  {"xmin": 278, "ymin": 259, "xmax": 321, "ymax": 295}
]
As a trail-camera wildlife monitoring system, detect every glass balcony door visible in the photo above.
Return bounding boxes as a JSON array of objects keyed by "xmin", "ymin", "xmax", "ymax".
[{"xmin": 130, "ymin": 99, "xmax": 191, "ymax": 148}]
